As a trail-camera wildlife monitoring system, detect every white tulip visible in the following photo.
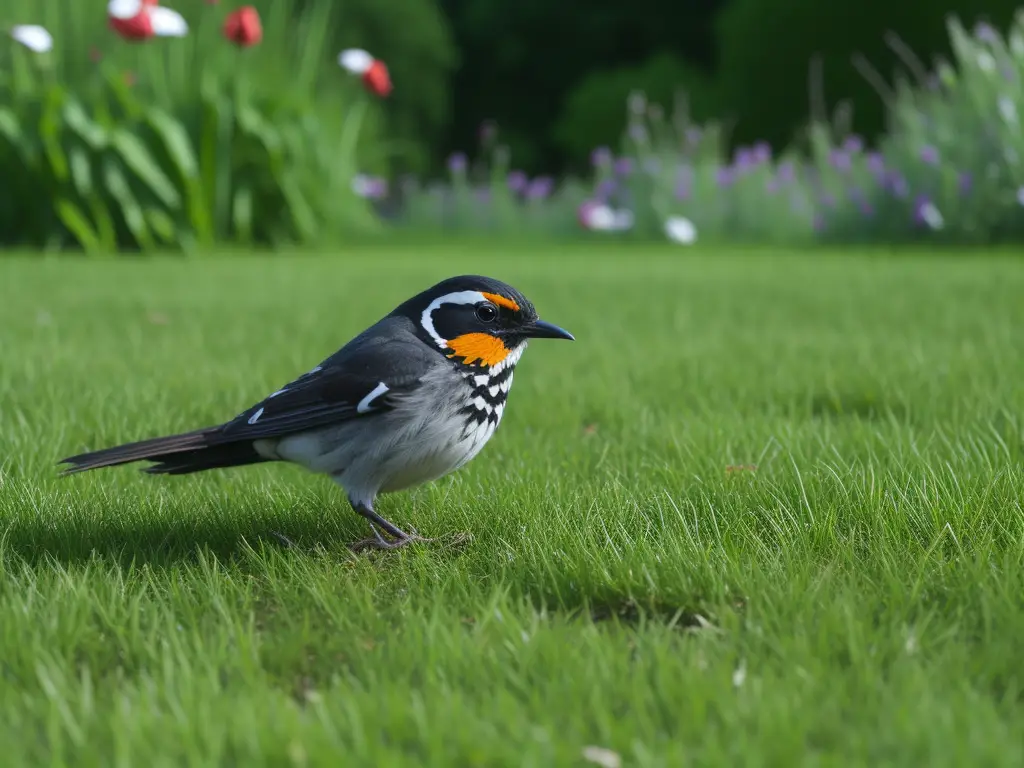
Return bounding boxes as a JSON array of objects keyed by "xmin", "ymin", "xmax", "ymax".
[{"xmin": 11, "ymin": 25, "xmax": 52, "ymax": 53}]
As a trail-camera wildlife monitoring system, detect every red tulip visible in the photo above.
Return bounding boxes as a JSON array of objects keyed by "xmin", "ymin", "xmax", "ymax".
[
  {"xmin": 223, "ymin": 6, "xmax": 262, "ymax": 47},
  {"xmin": 338, "ymin": 49, "xmax": 392, "ymax": 98},
  {"xmin": 107, "ymin": 0, "xmax": 188, "ymax": 41},
  {"xmin": 363, "ymin": 60, "xmax": 392, "ymax": 97}
]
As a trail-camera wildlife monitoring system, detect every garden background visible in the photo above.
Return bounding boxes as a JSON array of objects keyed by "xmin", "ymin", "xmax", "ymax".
[
  {"xmin": 4, "ymin": 0, "xmax": 1024, "ymax": 249},
  {"xmin": 2, "ymin": 1, "xmax": 1024, "ymax": 764}
]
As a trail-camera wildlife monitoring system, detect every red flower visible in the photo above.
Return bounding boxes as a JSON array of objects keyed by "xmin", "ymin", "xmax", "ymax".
[
  {"xmin": 107, "ymin": 0, "xmax": 188, "ymax": 41},
  {"xmin": 363, "ymin": 60, "xmax": 392, "ymax": 97},
  {"xmin": 223, "ymin": 6, "xmax": 262, "ymax": 47},
  {"xmin": 338, "ymin": 49, "xmax": 392, "ymax": 98},
  {"xmin": 109, "ymin": 10, "xmax": 154, "ymax": 41}
]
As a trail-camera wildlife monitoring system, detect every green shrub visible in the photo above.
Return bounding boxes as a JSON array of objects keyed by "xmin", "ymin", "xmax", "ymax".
[
  {"xmin": 0, "ymin": 0, "xmax": 383, "ymax": 252},
  {"xmin": 552, "ymin": 52, "xmax": 718, "ymax": 167}
]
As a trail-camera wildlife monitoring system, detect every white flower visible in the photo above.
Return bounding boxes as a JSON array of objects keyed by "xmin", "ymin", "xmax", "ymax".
[
  {"xmin": 107, "ymin": 0, "xmax": 141, "ymax": 19},
  {"xmin": 919, "ymin": 202, "xmax": 944, "ymax": 230},
  {"xmin": 10, "ymin": 25, "xmax": 52, "ymax": 53},
  {"xmin": 577, "ymin": 201, "xmax": 633, "ymax": 232},
  {"xmin": 150, "ymin": 7, "xmax": 188, "ymax": 37},
  {"xmin": 999, "ymin": 96, "xmax": 1018, "ymax": 125},
  {"xmin": 338, "ymin": 48, "xmax": 374, "ymax": 75},
  {"xmin": 977, "ymin": 51, "xmax": 996, "ymax": 72},
  {"xmin": 107, "ymin": 0, "xmax": 188, "ymax": 36},
  {"xmin": 664, "ymin": 215, "xmax": 697, "ymax": 244}
]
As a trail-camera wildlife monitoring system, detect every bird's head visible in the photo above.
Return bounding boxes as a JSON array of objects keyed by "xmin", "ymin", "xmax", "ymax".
[{"xmin": 394, "ymin": 275, "xmax": 574, "ymax": 368}]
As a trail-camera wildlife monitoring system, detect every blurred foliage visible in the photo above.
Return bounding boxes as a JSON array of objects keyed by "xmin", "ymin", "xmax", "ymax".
[
  {"xmin": 437, "ymin": 0, "xmax": 720, "ymax": 174},
  {"xmin": 0, "ymin": 0, "xmax": 383, "ymax": 252},
  {"xmin": 315, "ymin": 0, "xmax": 457, "ymax": 172},
  {"xmin": 553, "ymin": 53, "xmax": 718, "ymax": 167},
  {"xmin": 714, "ymin": 0, "xmax": 1020, "ymax": 149},
  {"xmin": 394, "ymin": 10, "xmax": 1024, "ymax": 246},
  {"xmin": 818, "ymin": 11, "xmax": 1024, "ymax": 243}
]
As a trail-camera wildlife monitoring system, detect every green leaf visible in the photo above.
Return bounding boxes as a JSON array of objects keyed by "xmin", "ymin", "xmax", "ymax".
[
  {"xmin": 103, "ymin": 157, "xmax": 153, "ymax": 249},
  {"xmin": 145, "ymin": 107, "xmax": 211, "ymax": 244},
  {"xmin": 54, "ymin": 197, "xmax": 101, "ymax": 252},
  {"xmin": 63, "ymin": 99, "xmax": 108, "ymax": 151},
  {"xmin": 67, "ymin": 146, "xmax": 93, "ymax": 198},
  {"xmin": 232, "ymin": 184, "xmax": 254, "ymax": 243},
  {"xmin": 109, "ymin": 129, "xmax": 181, "ymax": 209}
]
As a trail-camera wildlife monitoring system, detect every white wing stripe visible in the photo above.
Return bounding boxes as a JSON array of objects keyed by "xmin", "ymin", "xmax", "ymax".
[{"xmin": 357, "ymin": 382, "xmax": 390, "ymax": 413}]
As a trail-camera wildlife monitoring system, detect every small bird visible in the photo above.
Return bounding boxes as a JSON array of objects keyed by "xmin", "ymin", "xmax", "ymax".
[{"xmin": 59, "ymin": 276, "xmax": 574, "ymax": 550}]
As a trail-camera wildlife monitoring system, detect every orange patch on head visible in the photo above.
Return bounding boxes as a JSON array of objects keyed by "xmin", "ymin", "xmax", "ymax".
[
  {"xmin": 481, "ymin": 292, "xmax": 520, "ymax": 313},
  {"xmin": 446, "ymin": 333, "xmax": 509, "ymax": 367}
]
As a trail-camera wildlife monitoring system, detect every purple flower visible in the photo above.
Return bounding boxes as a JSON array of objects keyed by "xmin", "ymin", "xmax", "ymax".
[
  {"xmin": 820, "ymin": 192, "xmax": 836, "ymax": 208},
  {"xmin": 675, "ymin": 179, "xmax": 691, "ymax": 200},
  {"xmin": 590, "ymin": 146, "xmax": 612, "ymax": 167},
  {"xmin": 765, "ymin": 177, "xmax": 780, "ymax": 194},
  {"xmin": 715, "ymin": 166, "xmax": 734, "ymax": 186},
  {"xmin": 526, "ymin": 176, "xmax": 554, "ymax": 200},
  {"xmin": 734, "ymin": 147, "xmax": 755, "ymax": 169},
  {"xmin": 858, "ymin": 199, "xmax": 874, "ymax": 217},
  {"xmin": 474, "ymin": 187, "xmax": 491, "ymax": 203},
  {"xmin": 975, "ymin": 22, "xmax": 998, "ymax": 43},
  {"xmin": 843, "ymin": 135, "xmax": 864, "ymax": 153},
  {"xmin": 886, "ymin": 171, "xmax": 909, "ymax": 198},
  {"xmin": 777, "ymin": 161, "xmax": 795, "ymax": 183},
  {"xmin": 595, "ymin": 179, "xmax": 616, "ymax": 201},
  {"xmin": 957, "ymin": 172, "xmax": 972, "ymax": 196},
  {"xmin": 919, "ymin": 145, "xmax": 940, "ymax": 165},
  {"xmin": 447, "ymin": 153, "xmax": 468, "ymax": 173},
  {"xmin": 752, "ymin": 141, "xmax": 772, "ymax": 164},
  {"xmin": 866, "ymin": 152, "xmax": 885, "ymax": 175},
  {"xmin": 812, "ymin": 214, "xmax": 826, "ymax": 232},
  {"xmin": 628, "ymin": 122, "xmax": 647, "ymax": 142},
  {"xmin": 614, "ymin": 157, "xmax": 633, "ymax": 176},
  {"xmin": 828, "ymin": 149, "xmax": 851, "ymax": 171},
  {"xmin": 507, "ymin": 170, "xmax": 528, "ymax": 193},
  {"xmin": 684, "ymin": 127, "xmax": 702, "ymax": 146}
]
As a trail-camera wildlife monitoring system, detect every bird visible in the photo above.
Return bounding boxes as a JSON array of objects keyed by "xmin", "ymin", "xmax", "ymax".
[{"xmin": 58, "ymin": 275, "xmax": 574, "ymax": 550}]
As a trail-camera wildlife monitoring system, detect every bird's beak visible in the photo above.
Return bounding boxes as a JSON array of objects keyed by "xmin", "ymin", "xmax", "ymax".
[{"xmin": 522, "ymin": 319, "xmax": 574, "ymax": 341}]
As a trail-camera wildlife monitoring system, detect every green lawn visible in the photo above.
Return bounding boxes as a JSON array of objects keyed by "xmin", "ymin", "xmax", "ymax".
[{"xmin": 1, "ymin": 245, "xmax": 1023, "ymax": 765}]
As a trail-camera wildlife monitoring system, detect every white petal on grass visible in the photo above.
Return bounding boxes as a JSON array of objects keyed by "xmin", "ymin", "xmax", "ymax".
[
  {"xmin": 732, "ymin": 660, "xmax": 747, "ymax": 688},
  {"xmin": 107, "ymin": 0, "xmax": 142, "ymax": 19},
  {"xmin": 664, "ymin": 215, "xmax": 697, "ymax": 244},
  {"xmin": 338, "ymin": 48, "xmax": 373, "ymax": 75},
  {"xmin": 976, "ymin": 51, "xmax": 996, "ymax": 72},
  {"xmin": 11, "ymin": 25, "xmax": 53, "ymax": 53},
  {"xmin": 582, "ymin": 746, "xmax": 621, "ymax": 768},
  {"xmin": 150, "ymin": 7, "xmax": 188, "ymax": 37}
]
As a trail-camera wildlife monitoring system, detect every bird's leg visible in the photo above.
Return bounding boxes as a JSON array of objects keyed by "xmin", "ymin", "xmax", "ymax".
[{"xmin": 349, "ymin": 501, "xmax": 431, "ymax": 551}]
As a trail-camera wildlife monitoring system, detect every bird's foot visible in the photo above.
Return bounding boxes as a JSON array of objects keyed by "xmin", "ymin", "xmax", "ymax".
[{"xmin": 349, "ymin": 525, "xmax": 433, "ymax": 553}]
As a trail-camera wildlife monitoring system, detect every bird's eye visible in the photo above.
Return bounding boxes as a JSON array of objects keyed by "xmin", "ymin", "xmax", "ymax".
[{"xmin": 475, "ymin": 303, "xmax": 498, "ymax": 323}]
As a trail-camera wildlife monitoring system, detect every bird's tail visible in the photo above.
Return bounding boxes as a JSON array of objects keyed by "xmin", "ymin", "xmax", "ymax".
[{"xmin": 59, "ymin": 428, "xmax": 269, "ymax": 476}]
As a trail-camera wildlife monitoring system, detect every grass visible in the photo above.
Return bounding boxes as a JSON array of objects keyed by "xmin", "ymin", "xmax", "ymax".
[{"xmin": 1, "ymin": 244, "xmax": 1023, "ymax": 765}]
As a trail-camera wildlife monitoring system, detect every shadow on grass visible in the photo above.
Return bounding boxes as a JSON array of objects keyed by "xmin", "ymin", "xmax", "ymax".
[
  {"xmin": 0, "ymin": 514, "xmax": 364, "ymax": 569},
  {"xmin": 809, "ymin": 391, "xmax": 911, "ymax": 422}
]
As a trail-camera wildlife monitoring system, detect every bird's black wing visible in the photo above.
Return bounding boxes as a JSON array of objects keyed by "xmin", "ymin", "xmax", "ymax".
[{"xmin": 211, "ymin": 321, "xmax": 439, "ymax": 444}]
